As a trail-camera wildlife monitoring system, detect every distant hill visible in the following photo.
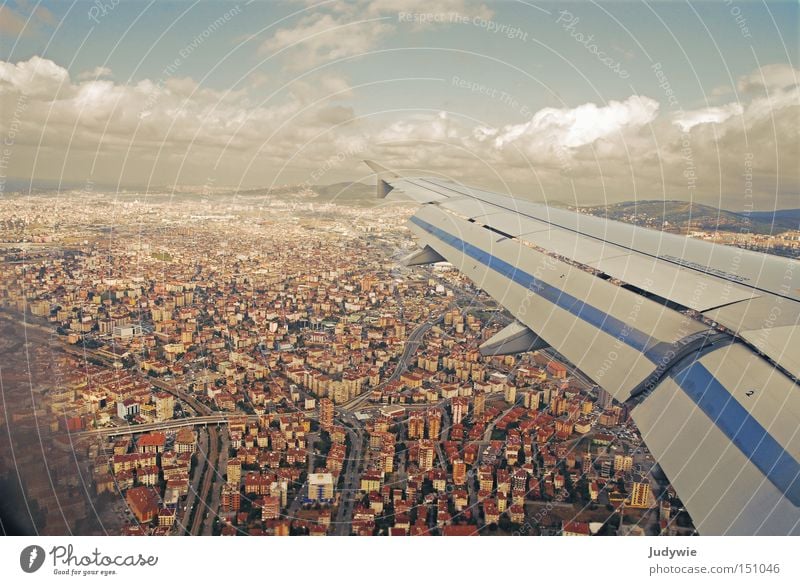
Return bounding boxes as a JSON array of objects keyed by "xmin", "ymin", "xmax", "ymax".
[
  {"xmin": 311, "ymin": 182, "xmax": 375, "ymax": 203},
  {"xmin": 580, "ymin": 200, "xmax": 799, "ymax": 234},
  {"xmin": 747, "ymin": 209, "xmax": 800, "ymax": 230},
  {"xmin": 233, "ymin": 181, "xmax": 378, "ymax": 206},
  {"xmin": 26, "ymin": 175, "xmax": 791, "ymax": 231}
]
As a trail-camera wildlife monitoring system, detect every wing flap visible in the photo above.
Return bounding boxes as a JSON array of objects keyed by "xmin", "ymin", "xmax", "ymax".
[
  {"xmin": 739, "ymin": 325, "xmax": 800, "ymax": 379},
  {"xmin": 586, "ymin": 253, "xmax": 758, "ymax": 311},
  {"xmin": 402, "ymin": 245, "xmax": 447, "ymax": 266},
  {"xmin": 439, "ymin": 197, "xmax": 505, "ymax": 219},
  {"xmin": 472, "ymin": 212, "xmax": 549, "ymax": 238},
  {"xmin": 704, "ymin": 297, "xmax": 800, "ymax": 378}
]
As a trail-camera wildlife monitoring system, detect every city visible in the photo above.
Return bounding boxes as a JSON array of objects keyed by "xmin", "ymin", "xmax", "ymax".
[
  {"xmin": 0, "ymin": 190, "xmax": 693, "ymax": 536},
  {"xmin": 1, "ymin": 10, "xmax": 798, "ymax": 585}
]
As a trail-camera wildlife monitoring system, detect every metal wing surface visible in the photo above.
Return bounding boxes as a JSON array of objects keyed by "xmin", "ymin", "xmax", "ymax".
[{"xmin": 366, "ymin": 160, "xmax": 800, "ymax": 534}]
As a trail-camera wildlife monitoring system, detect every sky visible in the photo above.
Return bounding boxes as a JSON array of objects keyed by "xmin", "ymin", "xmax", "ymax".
[{"xmin": 0, "ymin": 0, "xmax": 798, "ymax": 210}]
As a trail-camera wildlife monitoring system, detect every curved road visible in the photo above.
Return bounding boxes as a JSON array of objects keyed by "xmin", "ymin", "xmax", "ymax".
[{"xmin": 341, "ymin": 315, "xmax": 440, "ymax": 412}]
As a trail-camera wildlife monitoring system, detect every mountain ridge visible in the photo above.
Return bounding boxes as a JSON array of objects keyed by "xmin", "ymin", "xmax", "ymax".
[{"xmin": 576, "ymin": 199, "xmax": 799, "ymax": 234}]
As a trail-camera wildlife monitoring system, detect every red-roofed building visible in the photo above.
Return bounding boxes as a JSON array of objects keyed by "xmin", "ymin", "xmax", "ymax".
[
  {"xmin": 126, "ymin": 486, "xmax": 160, "ymax": 523},
  {"xmin": 138, "ymin": 432, "xmax": 166, "ymax": 454},
  {"xmin": 158, "ymin": 508, "xmax": 176, "ymax": 527},
  {"xmin": 442, "ymin": 524, "xmax": 478, "ymax": 536},
  {"xmin": 509, "ymin": 504, "xmax": 525, "ymax": 524},
  {"xmin": 562, "ymin": 521, "xmax": 591, "ymax": 536}
]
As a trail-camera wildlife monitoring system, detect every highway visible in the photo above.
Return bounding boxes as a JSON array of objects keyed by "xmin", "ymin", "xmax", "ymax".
[
  {"xmin": 331, "ymin": 416, "xmax": 364, "ymax": 535},
  {"xmin": 154, "ymin": 376, "xmax": 222, "ymax": 537},
  {"xmin": 203, "ymin": 431, "xmax": 229, "ymax": 535},
  {"xmin": 191, "ymin": 426, "xmax": 219, "ymax": 535},
  {"xmin": 175, "ymin": 429, "xmax": 209, "ymax": 534},
  {"xmin": 1, "ymin": 312, "xmax": 227, "ymax": 536},
  {"xmin": 77, "ymin": 414, "xmax": 243, "ymax": 437},
  {"xmin": 147, "ymin": 376, "xmax": 223, "ymax": 536},
  {"xmin": 148, "ymin": 377, "xmax": 223, "ymax": 418}
]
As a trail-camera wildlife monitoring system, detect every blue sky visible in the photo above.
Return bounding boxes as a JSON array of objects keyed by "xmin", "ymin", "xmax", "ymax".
[{"xmin": 1, "ymin": 0, "xmax": 798, "ymax": 209}]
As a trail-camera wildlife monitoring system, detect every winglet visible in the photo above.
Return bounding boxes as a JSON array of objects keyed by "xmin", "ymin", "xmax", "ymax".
[{"xmin": 364, "ymin": 160, "xmax": 399, "ymax": 198}]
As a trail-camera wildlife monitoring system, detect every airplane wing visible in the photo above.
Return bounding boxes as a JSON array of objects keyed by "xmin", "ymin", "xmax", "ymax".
[{"xmin": 366, "ymin": 160, "xmax": 800, "ymax": 535}]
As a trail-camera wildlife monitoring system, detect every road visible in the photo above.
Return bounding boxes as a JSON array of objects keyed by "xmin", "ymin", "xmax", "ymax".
[
  {"xmin": 190, "ymin": 425, "xmax": 219, "ymax": 535},
  {"xmin": 0, "ymin": 311, "xmax": 231, "ymax": 536},
  {"xmin": 332, "ymin": 419, "xmax": 364, "ymax": 535},
  {"xmin": 175, "ymin": 428, "xmax": 209, "ymax": 534},
  {"xmin": 434, "ymin": 405, "xmax": 450, "ymax": 472},
  {"xmin": 156, "ymin": 380, "xmax": 224, "ymax": 537},
  {"xmin": 203, "ymin": 431, "xmax": 229, "ymax": 535},
  {"xmin": 149, "ymin": 378, "xmax": 211, "ymax": 417},
  {"xmin": 482, "ymin": 399, "xmax": 521, "ymax": 443},
  {"xmin": 341, "ymin": 316, "xmax": 440, "ymax": 412},
  {"xmin": 78, "ymin": 414, "xmax": 245, "ymax": 437},
  {"xmin": 285, "ymin": 432, "xmax": 318, "ymax": 522}
]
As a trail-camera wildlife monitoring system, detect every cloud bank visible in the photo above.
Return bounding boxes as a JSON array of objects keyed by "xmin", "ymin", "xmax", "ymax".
[{"xmin": 0, "ymin": 55, "xmax": 797, "ymax": 209}]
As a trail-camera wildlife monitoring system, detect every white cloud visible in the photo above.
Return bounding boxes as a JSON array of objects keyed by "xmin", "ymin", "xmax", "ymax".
[
  {"xmin": 737, "ymin": 63, "xmax": 799, "ymax": 94},
  {"xmin": 258, "ymin": 0, "xmax": 492, "ymax": 70},
  {"xmin": 247, "ymin": 71, "xmax": 269, "ymax": 89},
  {"xmin": 485, "ymin": 95, "xmax": 660, "ymax": 150},
  {"xmin": 288, "ymin": 74, "xmax": 354, "ymax": 103},
  {"xmin": 362, "ymin": 67, "xmax": 797, "ymax": 208},
  {"xmin": 0, "ymin": 55, "xmax": 70, "ymax": 98},
  {"xmin": 0, "ymin": 57, "xmax": 796, "ymax": 208},
  {"xmin": 364, "ymin": 0, "xmax": 493, "ymax": 20},
  {"xmin": 77, "ymin": 66, "xmax": 113, "ymax": 81},
  {"xmin": 259, "ymin": 13, "xmax": 392, "ymax": 70},
  {"xmin": 0, "ymin": 56, "xmax": 362, "ymax": 186},
  {"xmin": 378, "ymin": 111, "xmax": 458, "ymax": 144},
  {"xmin": 673, "ymin": 103, "xmax": 744, "ymax": 132}
]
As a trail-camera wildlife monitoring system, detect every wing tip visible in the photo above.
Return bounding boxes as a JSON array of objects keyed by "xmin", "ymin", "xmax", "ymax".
[{"xmin": 364, "ymin": 160, "xmax": 398, "ymax": 198}]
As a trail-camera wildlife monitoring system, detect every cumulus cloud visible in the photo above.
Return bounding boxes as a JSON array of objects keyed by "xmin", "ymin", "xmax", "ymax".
[
  {"xmin": 247, "ymin": 71, "xmax": 270, "ymax": 89},
  {"xmin": 0, "ymin": 55, "xmax": 796, "ymax": 208},
  {"xmin": 0, "ymin": 55, "xmax": 70, "ymax": 98},
  {"xmin": 673, "ymin": 103, "xmax": 744, "ymax": 132},
  {"xmin": 737, "ymin": 63, "xmax": 799, "ymax": 93},
  {"xmin": 367, "ymin": 97, "xmax": 662, "ymax": 181},
  {"xmin": 289, "ymin": 74, "xmax": 355, "ymax": 103},
  {"xmin": 482, "ymin": 95, "xmax": 660, "ymax": 149},
  {"xmin": 0, "ymin": 56, "xmax": 360, "ymax": 186},
  {"xmin": 364, "ymin": 0, "xmax": 493, "ymax": 22},
  {"xmin": 363, "ymin": 68, "xmax": 797, "ymax": 208}
]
